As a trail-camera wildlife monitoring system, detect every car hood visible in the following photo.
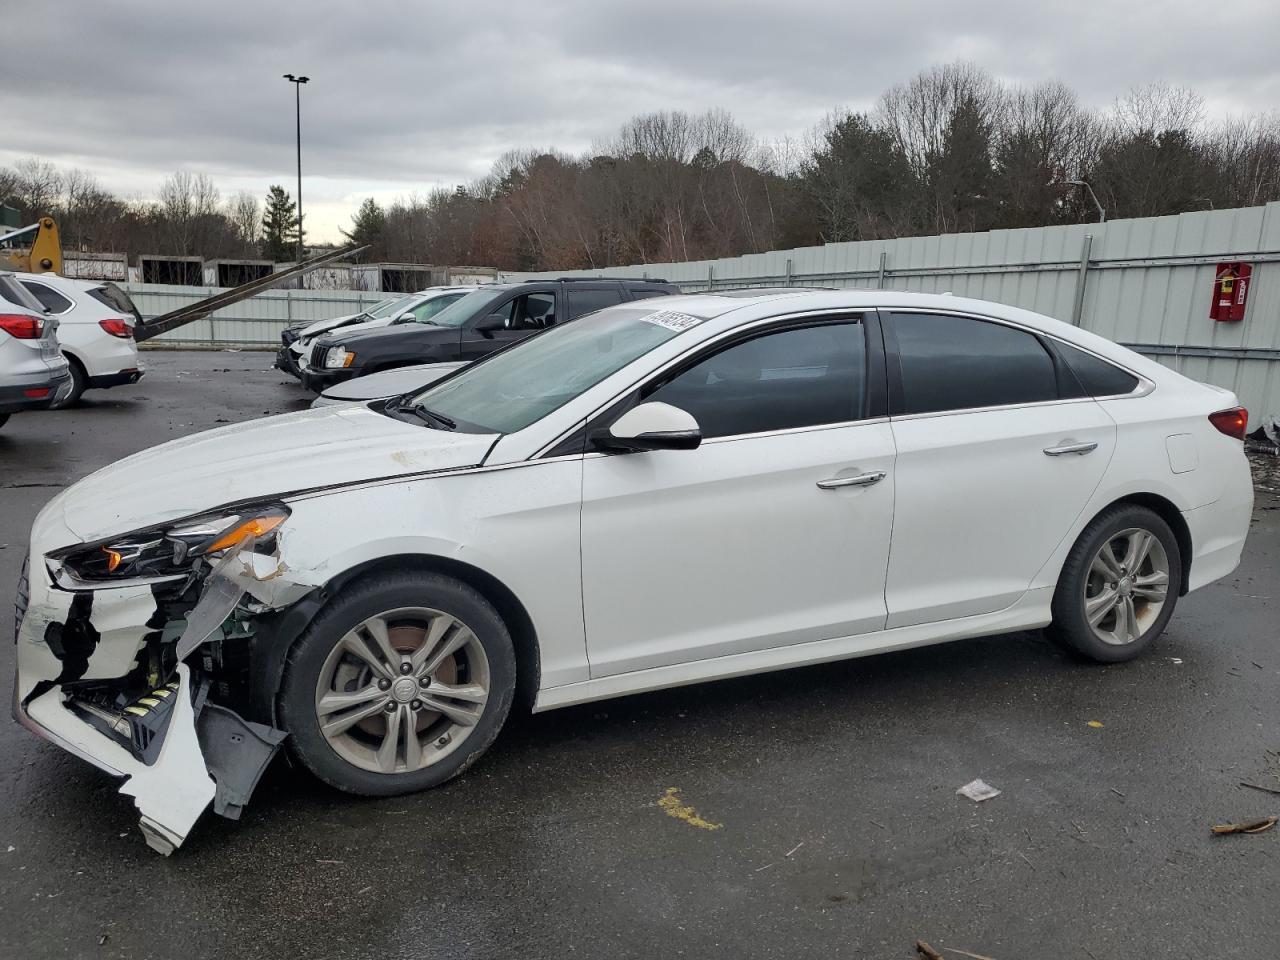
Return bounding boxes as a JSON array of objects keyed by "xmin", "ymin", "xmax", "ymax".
[
  {"xmin": 319, "ymin": 362, "xmax": 468, "ymax": 402},
  {"xmin": 47, "ymin": 404, "xmax": 497, "ymax": 544},
  {"xmin": 299, "ymin": 311, "xmax": 363, "ymax": 337},
  {"xmin": 294, "ymin": 316, "xmax": 394, "ymax": 353},
  {"xmin": 319, "ymin": 321, "xmax": 457, "ymax": 348}
]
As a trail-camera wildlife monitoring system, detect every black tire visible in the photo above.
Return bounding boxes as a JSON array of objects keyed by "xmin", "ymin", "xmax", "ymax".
[
  {"xmin": 1047, "ymin": 503, "xmax": 1182, "ymax": 663},
  {"xmin": 49, "ymin": 356, "xmax": 86, "ymax": 409},
  {"xmin": 279, "ymin": 571, "xmax": 516, "ymax": 796},
  {"xmin": 0, "ymin": 413, "xmax": 8, "ymax": 430}
]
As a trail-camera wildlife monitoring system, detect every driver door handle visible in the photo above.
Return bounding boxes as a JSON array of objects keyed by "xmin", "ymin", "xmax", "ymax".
[
  {"xmin": 816, "ymin": 471, "xmax": 886, "ymax": 490},
  {"xmin": 1043, "ymin": 441, "xmax": 1098, "ymax": 457}
]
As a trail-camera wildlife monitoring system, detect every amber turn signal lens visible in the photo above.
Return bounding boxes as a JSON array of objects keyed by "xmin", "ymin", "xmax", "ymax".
[
  {"xmin": 102, "ymin": 547, "xmax": 123, "ymax": 572},
  {"xmin": 207, "ymin": 514, "xmax": 287, "ymax": 553}
]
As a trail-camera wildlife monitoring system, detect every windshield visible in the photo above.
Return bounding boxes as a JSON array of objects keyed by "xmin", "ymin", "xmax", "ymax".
[
  {"xmin": 409, "ymin": 304, "xmax": 702, "ymax": 434},
  {"xmin": 365, "ymin": 294, "xmax": 416, "ymax": 320},
  {"xmin": 420, "ymin": 288, "xmax": 511, "ymax": 328},
  {"xmin": 406, "ymin": 291, "xmax": 468, "ymax": 324}
]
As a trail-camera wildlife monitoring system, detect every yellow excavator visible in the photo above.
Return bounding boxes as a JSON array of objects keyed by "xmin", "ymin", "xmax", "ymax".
[
  {"xmin": 0, "ymin": 214, "xmax": 366, "ymax": 340},
  {"xmin": 0, "ymin": 216, "xmax": 62, "ymax": 274}
]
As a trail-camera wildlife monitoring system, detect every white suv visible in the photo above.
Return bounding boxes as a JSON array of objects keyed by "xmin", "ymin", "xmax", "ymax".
[{"xmin": 17, "ymin": 272, "xmax": 143, "ymax": 407}]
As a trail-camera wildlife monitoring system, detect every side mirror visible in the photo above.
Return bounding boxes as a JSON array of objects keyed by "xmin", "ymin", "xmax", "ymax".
[
  {"xmin": 594, "ymin": 401, "xmax": 702, "ymax": 453},
  {"xmin": 392, "ymin": 312, "xmax": 416, "ymax": 324},
  {"xmin": 474, "ymin": 313, "xmax": 507, "ymax": 334}
]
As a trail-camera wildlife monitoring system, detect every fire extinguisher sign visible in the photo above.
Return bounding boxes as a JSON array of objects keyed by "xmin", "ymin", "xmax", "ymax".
[{"xmin": 1210, "ymin": 262, "xmax": 1253, "ymax": 322}]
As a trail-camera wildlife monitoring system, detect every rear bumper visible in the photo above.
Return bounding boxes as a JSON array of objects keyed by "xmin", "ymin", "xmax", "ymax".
[
  {"xmin": 88, "ymin": 368, "xmax": 144, "ymax": 389},
  {"xmin": 0, "ymin": 363, "xmax": 72, "ymax": 413},
  {"xmin": 1183, "ymin": 471, "xmax": 1255, "ymax": 592}
]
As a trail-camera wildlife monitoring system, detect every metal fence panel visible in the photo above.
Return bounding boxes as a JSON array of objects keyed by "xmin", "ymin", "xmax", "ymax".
[{"xmin": 506, "ymin": 201, "xmax": 1280, "ymax": 423}]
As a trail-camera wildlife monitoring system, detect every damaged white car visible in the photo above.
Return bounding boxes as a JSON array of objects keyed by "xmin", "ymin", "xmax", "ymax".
[{"xmin": 13, "ymin": 290, "xmax": 1254, "ymax": 853}]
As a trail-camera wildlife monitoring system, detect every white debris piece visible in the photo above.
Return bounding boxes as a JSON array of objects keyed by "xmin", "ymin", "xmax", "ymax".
[{"xmin": 956, "ymin": 778, "xmax": 1002, "ymax": 802}]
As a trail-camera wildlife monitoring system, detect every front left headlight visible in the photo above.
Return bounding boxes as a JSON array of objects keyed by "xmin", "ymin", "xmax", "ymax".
[
  {"xmin": 51, "ymin": 505, "xmax": 290, "ymax": 583},
  {"xmin": 324, "ymin": 346, "xmax": 355, "ymax": 369}
]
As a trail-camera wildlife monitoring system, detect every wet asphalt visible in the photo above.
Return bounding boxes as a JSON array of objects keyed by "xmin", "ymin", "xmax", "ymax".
[{"xmin": 1, "ymin": 350, "xmax": 1279, "ymax": 960}]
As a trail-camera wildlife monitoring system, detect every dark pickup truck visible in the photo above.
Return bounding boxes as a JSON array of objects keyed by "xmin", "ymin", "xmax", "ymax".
[{"xmin": 299, "ymin": 278, "xmax": 680, "ymax": 392}]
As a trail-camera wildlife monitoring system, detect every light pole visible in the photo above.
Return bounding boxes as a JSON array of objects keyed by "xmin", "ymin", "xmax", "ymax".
[
  {"xmin": 1063, "ymin": 179, "xmax": 1106, "ymax": 223},
  {"xmin": 283, "ymin": 73, "xmax": 309, "ymax": 262}
]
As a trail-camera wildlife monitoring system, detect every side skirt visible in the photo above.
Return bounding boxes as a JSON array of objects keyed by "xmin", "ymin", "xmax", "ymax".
[{"xmin": 532, "ymin": 587, "xmax": 1054, "ymax": 712}]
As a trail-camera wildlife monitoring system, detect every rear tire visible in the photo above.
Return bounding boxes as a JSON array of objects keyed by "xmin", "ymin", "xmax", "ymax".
[
  {"xmin": 49, "ymin": 356, "xmax": 86, "ymax": 409},
  {"xmin": 279, "ymin": 571, "xmax": 517, "ymax": 796},
  {"xmin": 1048, "ymin": 504, "xmax": 1182, "ymax": 663}
]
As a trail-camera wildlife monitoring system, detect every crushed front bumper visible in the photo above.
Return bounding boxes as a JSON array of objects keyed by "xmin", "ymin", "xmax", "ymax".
[{"xmin": 12, "ymin": 507, "xmax": 297, "ymax": 854}]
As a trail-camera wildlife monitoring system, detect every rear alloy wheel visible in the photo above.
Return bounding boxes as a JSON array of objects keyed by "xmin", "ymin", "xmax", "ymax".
[
  {"xmin": 1048, "ymin": 505, "xmax": 1181, "ymax": 662},
  {"xmin": 280, "ymin": 573, "xmax": 516, "ymax": 795},
  {"xmin": 1082, "ymin": 528, "xmax": 1170, "ymax": 646}
]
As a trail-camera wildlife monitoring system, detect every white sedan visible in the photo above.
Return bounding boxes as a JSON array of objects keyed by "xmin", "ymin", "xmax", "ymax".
[{"xmin": 14, "ymin": 290, "xmax": 1253, "ymax": 852}]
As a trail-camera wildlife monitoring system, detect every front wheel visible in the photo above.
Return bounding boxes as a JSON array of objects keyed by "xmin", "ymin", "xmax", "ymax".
[
  {"xmin": 1047, "ymin": 504, "xmax": 1182, "ymax": 663},
  {"xmin": 279, "ymin": 572, "xmax": 517, "ymax": 795}
]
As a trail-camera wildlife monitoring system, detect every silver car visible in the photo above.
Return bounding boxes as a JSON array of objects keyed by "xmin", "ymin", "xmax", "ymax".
[{"xmin": 0, "ymin": 271, "xmax": 72, "ymax": 430}]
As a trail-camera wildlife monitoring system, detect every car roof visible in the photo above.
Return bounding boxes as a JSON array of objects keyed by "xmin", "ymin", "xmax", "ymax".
[{"xmin": 655, "ymin": 287, "xmax": 1167, "ymax": 379}]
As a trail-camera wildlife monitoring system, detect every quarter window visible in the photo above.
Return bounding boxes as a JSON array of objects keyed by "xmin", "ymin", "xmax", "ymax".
[
  {"xmin": 1053, "ymin": 340, "xmax": 1140, "ymax": 397},
  {"xmin": 19, "ymin": 281, "xmax": 73, "ymax": 314},
  {"xmin": 890, "ymin": 312, "xmax": 1056, "ymax": 415},
  {"xmin": 645, "ymin": 322, "xmax": 867, "ymax": 439}
]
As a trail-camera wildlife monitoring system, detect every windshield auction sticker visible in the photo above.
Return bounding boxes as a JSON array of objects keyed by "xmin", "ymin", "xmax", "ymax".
[{"xmin": 640, "ymin": 310, "xmax": 705, "ymax": 332}]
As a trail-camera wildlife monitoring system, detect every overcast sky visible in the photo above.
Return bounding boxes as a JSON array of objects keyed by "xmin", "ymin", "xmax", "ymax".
[{"xmin": 4, "ymin": 0, "xmax": 1278, "ymax": 243}]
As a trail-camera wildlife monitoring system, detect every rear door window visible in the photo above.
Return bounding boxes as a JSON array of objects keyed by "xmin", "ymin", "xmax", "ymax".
[
  {"xmin": 567, "ymin": 287, "xmax": 624, "ymax": 318},
  {"xmin": 888, "ymin": 312, "xmax": 1057, "ymax": 415},
  {"xmin": 19, "ymin": 280, "xmax": 74, "ymax": 314}
]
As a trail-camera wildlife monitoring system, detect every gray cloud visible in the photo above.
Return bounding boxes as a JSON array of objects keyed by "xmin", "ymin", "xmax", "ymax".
[{"xmin": 3, "ymin": 0, "xmax": 1277, "ymax": 240}]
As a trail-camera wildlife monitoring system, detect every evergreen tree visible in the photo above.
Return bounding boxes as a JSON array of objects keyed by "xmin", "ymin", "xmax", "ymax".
[
  {"xmin": 260, "ymin": 185, "xmax": 301, "ymax": 261},
  {"xmin": 341, "ymin": 197, "xmax": 386, "ymax": 260}
]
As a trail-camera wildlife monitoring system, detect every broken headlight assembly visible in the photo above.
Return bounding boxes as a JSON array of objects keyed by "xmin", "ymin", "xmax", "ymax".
[{"xmin": 50, "ymin": 505, "xmax": 290, "ymax": 585}]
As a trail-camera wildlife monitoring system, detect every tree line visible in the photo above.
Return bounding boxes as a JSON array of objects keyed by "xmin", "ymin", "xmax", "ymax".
[{"xmin": 5, "ymin": 63, "xmax": 1279, "ymax": 272}]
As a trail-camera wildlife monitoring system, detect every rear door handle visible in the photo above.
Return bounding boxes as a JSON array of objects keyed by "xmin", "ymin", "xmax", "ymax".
[
  {"xmin": 1043, "ymin": 441, "xmax": 1098, "ymax": 456},
  {"xmin": 816, "ymin": 471, "xmax": 886, "ymax": 490}
]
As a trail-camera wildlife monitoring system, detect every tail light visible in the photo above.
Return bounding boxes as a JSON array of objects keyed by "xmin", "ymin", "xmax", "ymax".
[
  {"xmin": 99, "ymin": 318, "xmax": 134, "ymax": 339},
  {"xmin": 1209, "ymin": 407, "xmax": 1248, "ymax": 440},
  {"xmin": 0, "ymin": 313, "xmax": 43, "ymax": 339}
]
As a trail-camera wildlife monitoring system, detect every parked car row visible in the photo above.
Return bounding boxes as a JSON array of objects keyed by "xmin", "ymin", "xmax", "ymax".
[
  {"xmin": 0, "ymin": 268, "xmax": 145, "ymax": 430},
  {"xmin": 286, "ymin": 277, "xmax": 681, "ymax": 395},
  {"xmin": 275, "ymin": 286, "xmax": 477, "ymax": 379}
]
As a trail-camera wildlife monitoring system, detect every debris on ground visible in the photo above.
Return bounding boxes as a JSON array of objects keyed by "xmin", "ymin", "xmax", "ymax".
[
  {"xmin": 956, "ymin": 779, "xmax": 1001, "ymax": 802},
  {"xmin": 916, "ymin": 941, "xmax": 945, "ymax": 959},
  {"xmin": 1210, "ymin": 816, "xmax": 1277, "ymax": 835},
  {"xmin": 1239, "ymin": 781, "xmax": 1280, "ymax": 796},
  {"xmin": 943, "ymin": 948, "xmax": 998, "ymax": 960},
  {"xmin": 657, "ymin": 787, "xmax": 722, "ymax": 830},
  {"xmin": 1087, "ymin": 720, "xmax": 1105, "ymax": 728}
]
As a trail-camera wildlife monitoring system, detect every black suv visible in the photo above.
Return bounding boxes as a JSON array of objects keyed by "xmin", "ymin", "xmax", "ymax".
[{"xmin": 299, "ymin": 278, "xmax": 680, "ymax": 392}]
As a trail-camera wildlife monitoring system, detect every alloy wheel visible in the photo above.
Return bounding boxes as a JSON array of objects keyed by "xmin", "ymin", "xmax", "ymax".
[
  {"xmin": 313, "ymin": 607, "xmax": 490, "ymax": 774},
  {"xmin": 1083, "ymin": 527, "xmax": 1170, "ymax": 646}
]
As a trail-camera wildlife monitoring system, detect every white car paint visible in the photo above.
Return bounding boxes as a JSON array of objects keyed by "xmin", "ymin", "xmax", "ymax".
[
  {"xmin": 16, "ymin": 272, "xmax": 142, "ymax": 389},
  {"xmin": 13, "ymin": 289, "xmax": 1254, "ymax": 853},
  {"xmin": 310, "ymin": 361, "xmax": 468, "ymax": 407}
]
